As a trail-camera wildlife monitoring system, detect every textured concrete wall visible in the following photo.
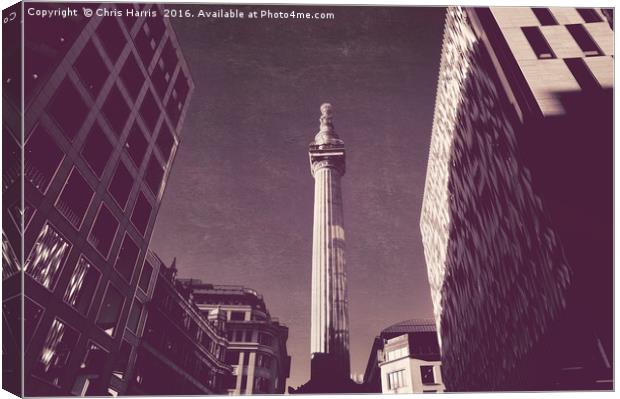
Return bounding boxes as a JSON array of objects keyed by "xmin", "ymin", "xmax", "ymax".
[{"xmin": 421, "ymin": 7, "xmax": 573, "ymax": 390}]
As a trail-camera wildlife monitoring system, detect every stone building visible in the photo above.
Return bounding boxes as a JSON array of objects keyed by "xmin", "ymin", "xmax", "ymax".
[
  {"xmin": 180, "ymin": 280, "xmax": 291, "ymax": 395},
  {"xmin": 128, "ymin": 253, "xmax": 232, "ymax": 395},
  {"xmin": 363, "ymin": 319, "xmax": 444, "ymax": 394},
  {"xmin": 3, "ymin": 3, "xmax": 194, "ymax": 395},
  {"xmin": 420, "ymin": 7, "xmax": 612, "ymax": 391}
]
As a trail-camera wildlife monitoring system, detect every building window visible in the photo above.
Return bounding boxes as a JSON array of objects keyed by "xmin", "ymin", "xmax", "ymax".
[
  {"xmin": 74, "ymin": 41, "xmax": 108, "ymax": 97},
  {"xmin": 25, "ymin": 125, "xmax": 64, "ymax": 193},
  {"xmin": 201, "ymin": 333, "xmax": 212, "ymax": 351},
  {"xmin": 566, "ymin": 24, "xmax": 602, "ymax": 56},
  {"xmin": 576, "ymin": 8, "xmax": 603, "ymax": 23},
  {"xmin": 531, "ymin": 8, "xmax": 557, "ymax": 25},
  {"xmin": 48, "ymin": 78, "xmax": 89, "ymax": 141},
  {"xmin": 81, "ymin": 122, "xmax": 113, "ymax": 178},
  {"xmin": 140, "ymin": 89, "xmax": 161, "ymax": 133},
  {"xmin": 114, "ymin": 234, "xmax": 140, "ymax": 282},
  {"xmin": 254, "ymin": 376, "xmax": 270, "ymax": 393},
  {"xmin": 102, "ymin": 85, "xmax": 130, "ymax": 136},
  {"xmin": 72, "ymin": 342, "xmax": 108, "ymax": 395},
  {"xmin": 55, "ymin": 168, "xmax": 94, "ymax": 228},
  {"xmin": 126, "ymin": 300, "xmax": 143, "ymax": 334},
  {"xmin": 145, "ymin": 156, "xmax": 164, "ymax": 195},
  {"xmin": 226, "ymin": 350, "xmax": 240, "ymax": 365},
  {"xmin": 88, "ymin": 204, "xmax": 119, "ymax": 258},
  {"xmin": 387, "ymin": 369, "xmax": 406, "ymax": 390},
  {"xmin": 230, "ymin": 311, "xmax": 245, "ymax": 321},
  {"xmin": 24, "ymin": 298, "xmax": 44, "ymax": 348},
  {"xmin": 125, "ymin": 123, "xmax": 148, "ymax": 167},
  {"xmin": 564, "ymin": 58, "xmax": 601, "ymax": 91},
  {"xmin": 64, "ymin": 257, "xmax": 100, "ymax": 315},
  {"xmin": 258, "ymin": 332, "xmax": 273, "ymax": 346},
  {"xmin": 109, "ymin": 161, "xmax": 134, "ymax": 210},
  {"xmin": 256, "ymin": 353, "xmax": 272, "ymax": 369},
  {"xmin": 131, "ymin": 192, "xmax": 152, "ymax": 236},
  {"xmin": 25, "ymin": 223, "xmax": 71, "ymax": 290},
  {"xmin": 138, "ymin": 260, "xmax": 153, "ymax": 293},
  {"xmin": 96, "ymin": 283, "xmax": 125, "ymax": 336},
  {"xmin": 420, "ymin": 365, "xmax": 436, "ymax": 384},
  {"xmin": 242, "ymin": 351, "xmax": 250, "ymax": 366},
  {"xmin": 32, "ymin": 319, "xmax": 80, "ymax": 386},
  {"xmin": 522, "ymin": 26, "xmax": 555, "ymax": 59},
  {"xmin": 120, "ymin": 53, "xmax": 144, "ymax": 100},
  {"xmin": 156, "ymin": 123, "xmax": 175, "ymax": 162},
  {"xmin": 240, "ymin": 374, "xmax": 248, "ymax": 392},
  {"xmin": 385, "ymin": 346, "xmax": 409, "ymax": 361},
  {"xmin": 96, "ymin": 17, "xmax": 125, "ymax": 61}
]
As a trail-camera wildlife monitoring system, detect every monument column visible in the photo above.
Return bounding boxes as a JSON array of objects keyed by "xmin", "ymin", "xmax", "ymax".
[{"xmin": 309, "ymin": 103, "xmax": 350, "ymax": 380}]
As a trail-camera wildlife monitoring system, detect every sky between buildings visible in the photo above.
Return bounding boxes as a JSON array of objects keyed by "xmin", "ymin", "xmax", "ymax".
[{"xmin": 150, "ymin": 4, "xmax": 446, "ymax": 388}]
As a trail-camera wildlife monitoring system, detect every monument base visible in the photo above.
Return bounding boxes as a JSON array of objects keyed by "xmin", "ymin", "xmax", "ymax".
[{"xmin": 288, "ymin": 354, "xmax": 369, "ymax": 394}]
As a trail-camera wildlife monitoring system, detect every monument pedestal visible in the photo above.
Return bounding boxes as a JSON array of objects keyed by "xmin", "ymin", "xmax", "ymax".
[{"xmin": 289, "ymin": 354, "xmax": 366, "ymax": 394}]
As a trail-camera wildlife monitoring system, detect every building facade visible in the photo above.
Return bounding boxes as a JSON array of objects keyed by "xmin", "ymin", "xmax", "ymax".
[
  {"xmin": 3, "ymin": 3, "xmax": 194, "ymax": 395},
  {"xmin": 180, "ymin": 280, "xmax": 291, "ymax": 395},
  {"xmin": 128, "ymin": 253, "xmax": 232, "ymax": 395},
  {"xmin": 363, "ymin": 319, "xmax": 444, "ymax": 394},
  {"xmin": 420, "ymin": 7, "xmax": 612, "ymax": 391}
]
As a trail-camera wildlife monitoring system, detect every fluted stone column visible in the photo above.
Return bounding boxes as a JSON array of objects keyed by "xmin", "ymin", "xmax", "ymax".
[{"xmin": 309, "ymin": 103, "xmax": 350, "ymax": 379}]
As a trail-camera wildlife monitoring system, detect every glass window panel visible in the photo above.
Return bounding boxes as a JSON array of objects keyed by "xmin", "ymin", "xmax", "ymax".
[
  {"xmin": 120, "ymin": 54, "xmax": 144, "ymax": 100},
  {"xmin": 55, "ymin": 168, "xmax": 94, "ymax": 228},
  {"xmin": 112, "ymin": 341, "xmax": 132, "ymax": 380},
  {"xmin": 138, "ymin": 261, "xmax": 153, "ymax": 292},
  {"xmin": 114, "ymin": 234, "xmax": 139, "ymax": 282},
  {"xmin": 131, "ymin": 192, "xmax": 152, "ymax": 236},
  {"xmin": 96, "ymin": 18, "xmax": 125, "ymax": 61},
  {"xmin": 81, "ymin": 122, "xmax": 112, "ymax": 178},
  {"xmin": 126, "ymin": 299, "xmax": 142, "ymax": 333},
  {"xmin": 25, "ymin": 223, "xmax": 71, "ymax": 290},
  {"xmin": 24, "ymin": 297, "xmax": 44, "ymax": 348},
  {"xmin": 124, "ymin": 123, "xmax": 148, "ymax": 167},
  {"xmin": 24, "ymin": 125, "xmax": 64, "ymax": 193},
  {"xmin": 102, "ymin": 85, "xmax": 130, "ymax": 136},
  {"xmin": 63, "ymin": 257, "xmax": 100, "ymax": 315},
  {"xmin": 32, "ymin": 319, "xmax": 80, "ymax": 386},
  {"xmin": 74, "ymin": 41, "xmax": 108, "ymax": 97},
  {"xmin": 144, "ymin": 156, "xmax": 164, "ymax": 195},
  {"xmin": 521, "ymin": 26, "xmax": 555, "ymax": 59},
  {"xmin": 139, "ymin": 89, "xmax": 160, "ymax": 133},
  {"xmin": 109, "ymin": 161, "xmax": 134, "ymax": 210},
  {"xmin": 96, "ymin": 284, "xmax": 124, "ymax": 336},
  {"xmin": 88, "ymin": 204, "xmax": 118, "ymax": 258},
  {"xmin": 48, "ymin": 79, "xmax": 89, "ymax": 141}
]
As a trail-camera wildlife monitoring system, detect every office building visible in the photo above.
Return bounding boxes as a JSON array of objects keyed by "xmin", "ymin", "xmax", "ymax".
[
  {"xmin": 420, "ymin": 7, "xmax": 612, "ymax": 391},
  {"xmin": 3, "ymin": 3, "xmax": 194, "ymax": 395},
  {"xmin": 128, "ymin": 253, "xmax": 232, "ymax": 395},
  {"xmin": 180, "ymin": 280, "xmax": 291, "ymax": 395},
  {"xmin": 363, "ymin": 319, "xmax": 444, "ymax": 394}
]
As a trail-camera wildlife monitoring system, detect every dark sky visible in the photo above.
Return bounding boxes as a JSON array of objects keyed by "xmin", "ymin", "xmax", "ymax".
[{"xmin": 150, "ymin": 4, "xmax": 446, "ymax": 388}]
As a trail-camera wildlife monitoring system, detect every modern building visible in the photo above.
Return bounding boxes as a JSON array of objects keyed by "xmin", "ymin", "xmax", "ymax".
[
  {"xmin": 291, "ymin": 104, "xmax": 363, "ymax": 394},
  {"xmin": 420, "ymin": 7, "xmax": 612, "ymax": 391},
  {"xmin": 3, "ymin": 3, "xmax": 194, "ymax": 395},
  {"xmin": 363, "ymin": 319, "xmax": 444, "ymax": 394},
  {"xmin": 180, "ymin": 280, "xmax": 291, "ymax": 395},
  {"xmin": 127, "ymin": 253, "xmax": 232, "ymax": 395}
]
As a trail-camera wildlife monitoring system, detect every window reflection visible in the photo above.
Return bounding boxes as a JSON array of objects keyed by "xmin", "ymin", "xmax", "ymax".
[
  {"xmin": 96, "ymin": 284, "xmax": 124, "ymax": 336},
  {"xmin": 25, "ymin": 223, "xmax": 71, "ymax": 290},
  {"xmin": 64, "ymin": 257, "xmax": 100, "ymax": 315},
  {"xmin": 32, "ymin": 319, "xmax": 79, "ymax": 386}
]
